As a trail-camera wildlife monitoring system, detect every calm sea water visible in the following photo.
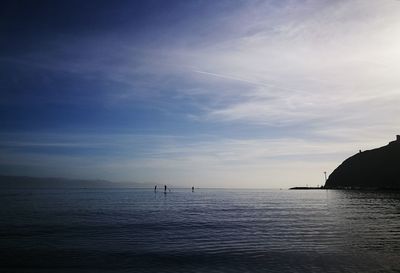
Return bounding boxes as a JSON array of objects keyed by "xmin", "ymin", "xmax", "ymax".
[{"xmin": 1, "ymin": 188, "xmax": 400, "ymax": 273}]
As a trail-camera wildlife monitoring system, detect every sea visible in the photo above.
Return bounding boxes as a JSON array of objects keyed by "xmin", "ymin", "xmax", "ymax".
[{"xmin": 1, "ymin": 188, "xmax": 400, "ymax": 273}]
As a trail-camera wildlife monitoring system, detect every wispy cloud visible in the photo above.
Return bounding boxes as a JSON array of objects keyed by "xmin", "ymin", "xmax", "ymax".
[{"xmin": 0, "ymin": 132, "xmax": 390, "ymax": 187}]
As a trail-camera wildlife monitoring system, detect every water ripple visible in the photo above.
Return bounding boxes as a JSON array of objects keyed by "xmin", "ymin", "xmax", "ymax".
[{"xmin": 1, "ymin": 188, "xmax": 400, "ymax": 272}]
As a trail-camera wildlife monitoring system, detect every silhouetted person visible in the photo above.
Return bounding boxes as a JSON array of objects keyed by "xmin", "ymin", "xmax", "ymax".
[
  {"xmin": 164, "ymin": 185, "xmax": 167, "ymax": 193},
  {"xmin": 192, "ymin": 186, "xmax": 194, "ymax": 192},
  {"xmin": 154, "ymin": 185, "xmax": 157, "ymax": 192}
]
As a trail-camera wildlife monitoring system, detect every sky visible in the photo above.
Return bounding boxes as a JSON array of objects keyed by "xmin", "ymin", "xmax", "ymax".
[{"xmin": 1, "ymin": 0, "xmax": 400, "ymax": 188}]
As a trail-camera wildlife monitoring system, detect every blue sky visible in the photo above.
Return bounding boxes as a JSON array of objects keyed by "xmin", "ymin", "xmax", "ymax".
[{"xmin": 1, "ymin": 0, "xmax": 400, "ymax": 188}]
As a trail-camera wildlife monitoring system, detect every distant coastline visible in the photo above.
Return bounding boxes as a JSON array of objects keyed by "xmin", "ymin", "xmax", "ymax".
[{"xmin": 0, "ymin": 175, "xmax": 151, "ymax": 189}]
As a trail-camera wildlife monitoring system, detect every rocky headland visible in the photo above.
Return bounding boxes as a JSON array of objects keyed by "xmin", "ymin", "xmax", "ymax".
[{"xmin": 325, "ymin": 136, "xmax": 400, "ymax": 190}]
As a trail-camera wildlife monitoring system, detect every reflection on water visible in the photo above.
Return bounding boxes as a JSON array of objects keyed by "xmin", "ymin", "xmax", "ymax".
[{"xmin": 1, "ymin": 189, "xmax": 400, "ymax": 272}]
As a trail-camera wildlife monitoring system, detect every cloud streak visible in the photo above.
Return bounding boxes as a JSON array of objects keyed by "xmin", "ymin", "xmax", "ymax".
[{"xmin": 0, "ymin": 132, "xmax": 390, "ymax": 187}]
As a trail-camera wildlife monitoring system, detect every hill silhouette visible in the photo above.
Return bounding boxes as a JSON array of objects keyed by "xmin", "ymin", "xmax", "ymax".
[{"xmin": 325, "ymin": 136, "xmax": 400, "ymax": 190}]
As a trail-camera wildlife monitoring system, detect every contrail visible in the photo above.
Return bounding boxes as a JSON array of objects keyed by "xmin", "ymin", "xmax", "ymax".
[{"xmin": 193, "ymin": 70, "xmax": 302, "ymax": 93}]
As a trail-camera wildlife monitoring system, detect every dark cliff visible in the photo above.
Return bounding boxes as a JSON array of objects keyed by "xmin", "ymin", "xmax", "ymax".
[{"xmin": 325, "ymin": 137, "xmax": 400, "ymax": 190}]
